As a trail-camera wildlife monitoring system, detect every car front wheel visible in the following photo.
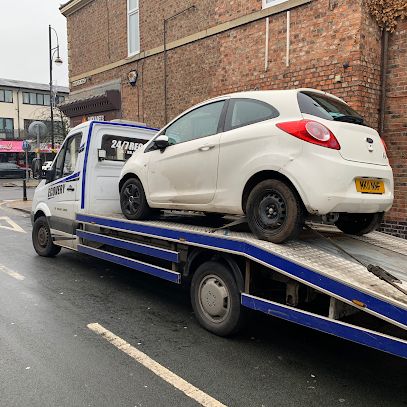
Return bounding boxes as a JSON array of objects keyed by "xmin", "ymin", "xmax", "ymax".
[
  {"xmin": 246, "ymin": 179, "xmax": 303, "ymax": 243},
  {"xmin": 120, "ymin": 177, "xmax": 152, "ymax": 220},
  {"xmin": 335, "ymin": 212, "xmax": 384, "ymax": 235}
]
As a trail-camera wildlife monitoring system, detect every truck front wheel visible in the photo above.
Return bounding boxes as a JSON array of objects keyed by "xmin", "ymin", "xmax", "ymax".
[
  {"xmin": 32, "ymin": 216, "xmax": 61, "ymax": 257},
  {"xmin": 190, "ymin": 261, "xmax": 243, "ymax": 336}
]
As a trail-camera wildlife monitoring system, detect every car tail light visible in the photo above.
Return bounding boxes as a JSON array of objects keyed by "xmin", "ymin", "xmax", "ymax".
[
  {"xmin": 380, "ymin": 137, "xmax": 388, "ymax": 153},
  {"xmin": 276, "ymin": 120, "xmax": 340, "ymax": 150}
]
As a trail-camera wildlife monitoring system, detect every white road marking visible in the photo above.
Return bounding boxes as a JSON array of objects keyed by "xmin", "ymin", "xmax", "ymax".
[
  {"xmin": 87, "ymin": 323, "xmax": 227, "ymax": 407},
  {"xmin": 0, "ymin": 264, "xmax": 25, "ymax": 280},
  {"xmin": 0, "ymin": 216, "xmax": 26, "ymax": 233}
]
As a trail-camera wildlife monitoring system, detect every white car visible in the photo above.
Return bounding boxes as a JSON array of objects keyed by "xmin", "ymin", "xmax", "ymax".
[
  {"xmin": 42, "ymin": 161, "xmax": 53, "ymax": 171},
  {"xmin": 119, "ymin": 89, "xmax": 393, "ymax": 243}
]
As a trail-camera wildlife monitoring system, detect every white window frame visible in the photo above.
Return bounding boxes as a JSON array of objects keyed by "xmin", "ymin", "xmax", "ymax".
[
  {"xmin": 127, "ymin": 0, "xmax": 140, "ymax": 57},
  {"xmin": 262, "ymin": 0, "xmax": 289, "ymax": 9}
]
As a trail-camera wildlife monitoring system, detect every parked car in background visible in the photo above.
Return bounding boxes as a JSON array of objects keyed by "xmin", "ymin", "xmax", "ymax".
[
  {"xmin": 0, "ymin": 162, "xmax": 26, "ymax": 179},
  {"xmin": 119, "ymin": 89, "xmax": 393, "ymax": 243},
  {"xmin": 42, "ymin": 161, "xmax": 53, "ymax": 171}
]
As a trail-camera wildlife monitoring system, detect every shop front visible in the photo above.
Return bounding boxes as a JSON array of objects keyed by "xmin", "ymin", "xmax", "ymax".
[{"xmin": 0, "ymin": 140, "xmax": 60, "ymax": 168}]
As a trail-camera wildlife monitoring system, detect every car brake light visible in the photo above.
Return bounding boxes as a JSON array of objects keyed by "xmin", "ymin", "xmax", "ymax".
[
  {"xmin": 380, "ymin": 137, "xmax": 388, "ymax": 152},
  {"xmin": 276, "ymin": 120, "xmax": 340, "ymax": 150}
]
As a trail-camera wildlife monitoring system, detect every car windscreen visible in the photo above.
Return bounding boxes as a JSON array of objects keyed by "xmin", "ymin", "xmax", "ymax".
[{"xmin": 298, "ymin": 91, "xmax": 365, "ymax": 125}]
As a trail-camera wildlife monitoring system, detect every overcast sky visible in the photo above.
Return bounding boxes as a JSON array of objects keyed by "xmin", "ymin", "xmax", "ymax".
[{"xmin": 0, "ymin": 0, "xmax": 69, "ymax": 87}]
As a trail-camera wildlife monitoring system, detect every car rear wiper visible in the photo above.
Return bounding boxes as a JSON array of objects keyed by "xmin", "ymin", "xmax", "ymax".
[{"xmin": 333, "ymin": 115, "xmax": 364, "ymax": 125}]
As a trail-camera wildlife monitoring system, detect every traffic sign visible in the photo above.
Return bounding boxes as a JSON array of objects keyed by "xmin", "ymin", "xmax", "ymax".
[{"xmin": 22, "ymin": 140, "xmax": 31, "ymax": 151}]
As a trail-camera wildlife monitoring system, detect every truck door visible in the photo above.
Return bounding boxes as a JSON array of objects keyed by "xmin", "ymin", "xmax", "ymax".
[{"xmin": 47, "ymin": 132, "xmax": 83, "ymax": 240}]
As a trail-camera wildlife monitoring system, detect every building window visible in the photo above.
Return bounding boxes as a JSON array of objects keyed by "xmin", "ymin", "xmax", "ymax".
[
  {"xmin": 127, "ymin": 0, "xmax": 140, "ymax": 56},
  {"xmin": 0, "ymin": 118, "xmax": 14, "ymax": 139},
  {"xmin": 262, "ymin": 0, "xmax": 289, "ymax": 8},
  {"xmin": 0, "ymin": 89, "xmax": 13, "ymax": 103},
  {"xmin": 22, "ymin": 91, "xmax": 53, "ymax": 106}
]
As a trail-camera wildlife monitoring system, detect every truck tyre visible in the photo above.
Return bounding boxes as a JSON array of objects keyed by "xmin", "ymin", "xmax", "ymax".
[
  {"xmin": 120, "ymin": 178, "xmax": 152, "ymax": 220},
  {"xmin": 191, "ymin": 261, "xmax": 244, "ymax": 336},
  {"xmin": 246, "ymin": 179, "xmax": 303, "ymax": 243},
  {"xmin": 32, "ymin": 216, "xmax": 61, "ymax": 257},
  {"xmin": 335, "ymin": 212, "xmax": 384, "ymax": 235}
]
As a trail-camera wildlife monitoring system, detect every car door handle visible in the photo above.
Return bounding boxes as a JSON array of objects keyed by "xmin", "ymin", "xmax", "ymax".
[
  {"xmin": 67, "ymin": 185, "xmax": 75, "ymax": 191},
  {"xmin": 198, "ymin": 145, "xmax": 215, "ymax": 151}
]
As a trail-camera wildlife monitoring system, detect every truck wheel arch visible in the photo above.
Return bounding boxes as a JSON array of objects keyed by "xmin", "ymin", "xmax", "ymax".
[{"xmin": 184, "ymin": 248, "xmax": 244, "ymax": 292}]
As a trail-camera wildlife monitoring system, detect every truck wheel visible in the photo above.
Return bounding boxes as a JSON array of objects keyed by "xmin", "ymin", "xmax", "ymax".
[
  {"xmin": 120, "ymin": 178, "xmax": 152, "ymax": 220},
  {"xmin": 32, "ymin": 216, "xmax": 61, "ymax": 257},
  {"xmin": 335, "ymin": 212, "xmax": 384, "ymax": 235},
  {"xmin": 246, "ymin": 179, "xmax": 303, "ymax": 243},
  {"xmin": 191, "ymin": 261, "xmax": 243, "ymax": 336}
]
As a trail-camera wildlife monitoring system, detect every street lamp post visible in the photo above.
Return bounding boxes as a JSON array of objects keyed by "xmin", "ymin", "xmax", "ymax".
[{"xmin": 48, "ymin": 25, "xmax": 63, "ymax": 152}]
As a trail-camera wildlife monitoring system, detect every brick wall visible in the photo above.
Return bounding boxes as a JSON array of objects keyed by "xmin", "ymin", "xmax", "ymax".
[
  {"xmin": 64, "ymin": 0, "xmax": 406, "ymax": 237},
  {"xmin": 378, "ymin": 19, "xmax": 407, "ymax": 239}
]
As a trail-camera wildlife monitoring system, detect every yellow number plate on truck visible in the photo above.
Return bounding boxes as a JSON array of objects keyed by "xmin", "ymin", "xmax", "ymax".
[{"xmin": 355, "ymin": 179, "xmax": 385, "ymax": 194}]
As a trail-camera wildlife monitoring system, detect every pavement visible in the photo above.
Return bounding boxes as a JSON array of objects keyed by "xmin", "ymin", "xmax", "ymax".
[{"xmin": 0, "ymin": 188, "xmax": 407, "ymax": 406}]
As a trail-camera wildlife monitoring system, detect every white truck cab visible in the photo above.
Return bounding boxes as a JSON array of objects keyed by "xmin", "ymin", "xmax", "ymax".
[{"xmin": 31, "ymin": 120, "xmax": 157, "ymax": 250}]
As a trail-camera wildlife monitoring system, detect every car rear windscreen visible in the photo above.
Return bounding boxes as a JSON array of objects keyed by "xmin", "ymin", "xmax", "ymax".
[{"xmin": 298, "ymin": 91, "xmax": 365, "ymax": 125}]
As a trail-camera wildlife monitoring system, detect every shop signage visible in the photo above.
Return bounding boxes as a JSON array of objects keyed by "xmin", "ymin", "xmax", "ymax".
[
  {"xmin": 72, "ymin": 77, "xmax": 88, "ymax": 87},
  {"xmin": 0, "ymin": 140, "xmax": 60, "ymax": 153},
  {"xmin": 87, "ymin": 115, "xmax": 105, "ymax": 121}
]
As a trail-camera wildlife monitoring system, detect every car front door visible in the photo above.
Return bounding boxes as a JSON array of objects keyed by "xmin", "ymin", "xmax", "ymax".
[
  {"xmin": 46, "ymin": 133, "xmax": 82, "ymax": 239},
  {"xmin": 146, "ymin": 100, "xmax": 226, "ymax": 205}
]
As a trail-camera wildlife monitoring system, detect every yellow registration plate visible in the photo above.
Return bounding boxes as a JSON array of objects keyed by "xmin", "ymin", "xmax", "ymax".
[{"xmin": 355, "ymin": 178, "xmax": 385, "ymax": 194}]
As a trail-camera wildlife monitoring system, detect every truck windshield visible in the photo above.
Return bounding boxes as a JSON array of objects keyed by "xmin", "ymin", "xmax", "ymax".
[{"xmin": 298, "ymin": 91, "xmax": 365, "ymax": 125}]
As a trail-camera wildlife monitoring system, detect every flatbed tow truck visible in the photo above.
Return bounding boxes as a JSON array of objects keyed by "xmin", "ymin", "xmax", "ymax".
[{"xmin": 31, "ymin": 121, "xmax": 407, "ymax": 359}]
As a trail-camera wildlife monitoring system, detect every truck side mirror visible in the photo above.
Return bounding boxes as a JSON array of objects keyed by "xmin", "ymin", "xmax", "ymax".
[
  {"xmin": 31, "ymin": 158, "xmax": 43, "ymax": 180},
  {"xmin": 45, "ymin": 168, "xmax": 55, "ymax": 183},
  {"xmin": 154, "ymin": 135, "xmax": 169, "ymax": 150}
]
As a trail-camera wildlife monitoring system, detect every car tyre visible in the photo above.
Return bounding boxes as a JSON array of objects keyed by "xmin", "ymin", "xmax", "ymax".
[
  {"xmin": 191, "ymin": 261, "xmax": 244, "ymax": 336},
  {"xmin": 335, "ymin": 212, "xmax": 384, "ymax": 235},
  {"xmin": 246, "ymin": 179, "xmax": 303, "ymax": 243},
  {"xmin": 120, "ymin": 177, "xmax": 152, "ymax": 220},
  {"xmin": 32, "ymin": 216, "xmax": 61, "ymax": 257}
]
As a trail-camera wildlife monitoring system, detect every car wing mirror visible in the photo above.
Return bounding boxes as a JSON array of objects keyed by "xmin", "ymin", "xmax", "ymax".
[{"xmin": 154, "ymin": 134, "xmax": 170, "ymax": 151}]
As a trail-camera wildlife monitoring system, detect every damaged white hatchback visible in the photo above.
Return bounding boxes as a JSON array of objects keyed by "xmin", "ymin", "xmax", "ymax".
[{"xmin": 119, "ymin": 89, "xmax": 393, "ymax": 243}]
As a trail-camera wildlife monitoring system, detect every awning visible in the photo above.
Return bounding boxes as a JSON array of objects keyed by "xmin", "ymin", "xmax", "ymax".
[
  {"xmin": 0, "ymin": 140, "xmax": 60, "ymax": 153},
  {"xmin": 59, "ymin": 89, "xmax": 121, "ymax": 118}
]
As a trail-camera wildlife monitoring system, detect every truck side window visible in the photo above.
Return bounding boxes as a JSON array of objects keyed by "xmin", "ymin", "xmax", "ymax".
[{"xmin": 54, "ymin": 133, "xmax": 82, "ymax": 180}]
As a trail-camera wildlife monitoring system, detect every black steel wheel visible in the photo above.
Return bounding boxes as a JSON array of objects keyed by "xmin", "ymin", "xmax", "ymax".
[
  {"xmin": 191, "ymin": 261, "xmax": 244, "ymax": 336},
  {"xmin": 120, "ymin": 178, "xmax": 152, "ymax": 220},
  {"xmin": 335, "ymin": 212, "xmax": 384, "ymax": 235},
  {"xmin": 246, "ymin": 179, "xmax": 303, "ymax": 243},
  {"xmin": 32, "ymin": 216, "xmax": 61, "ymax": 257}
]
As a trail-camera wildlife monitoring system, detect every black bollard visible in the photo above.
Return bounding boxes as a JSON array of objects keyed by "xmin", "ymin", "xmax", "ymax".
[{"xmin": 23, "ymin": 179, "xmax": 27, "ymax": 201}]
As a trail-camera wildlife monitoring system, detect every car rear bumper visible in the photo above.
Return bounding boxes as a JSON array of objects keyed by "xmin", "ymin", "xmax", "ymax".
[{"xmin": 283, "ymin": 151, "xmax": 394, "ymax": 215}]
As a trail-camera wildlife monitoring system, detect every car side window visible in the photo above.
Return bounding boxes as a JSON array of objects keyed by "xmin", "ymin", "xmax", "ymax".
[
  {"xmin": 164, "ymin": 101, "xmax": 225, "ymax": 145},
  {"xmin": 225, "ymin": 99, "xmax": 279, "ymax": 131},
  {"xmin": 54, "ymin": 133, "xmax": 82, "ymax": 180}
]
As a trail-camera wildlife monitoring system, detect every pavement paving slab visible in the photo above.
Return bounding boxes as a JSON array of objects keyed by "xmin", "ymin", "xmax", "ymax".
[{"xmin": 5, "ymin": 199, "xmax": 32, "ymax": 214}]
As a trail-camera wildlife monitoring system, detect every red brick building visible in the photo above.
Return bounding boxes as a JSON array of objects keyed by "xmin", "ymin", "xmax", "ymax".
[{"xmin": 60, "ymin": 0, "xmax": 406, "ymax": 238}]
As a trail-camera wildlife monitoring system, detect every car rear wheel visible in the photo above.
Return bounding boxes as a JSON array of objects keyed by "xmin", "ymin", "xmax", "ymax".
[
  {"xmin": 191, "ymin": 261, "xmax": 244, "ymax": 336},
  {"xmin": 335, "ymin": 212, "xmax": 384, "ymax": 235},
  {"xmin": 32, "ymin": 216, "xmax": 61, "ymax": 257},
  {"xmin": 246, "ymin": 179, "xmax": 303, "ymax": 243},
  {"xmin": 120, "ymin": 178, "xmax": 152, "ymax": 220}
]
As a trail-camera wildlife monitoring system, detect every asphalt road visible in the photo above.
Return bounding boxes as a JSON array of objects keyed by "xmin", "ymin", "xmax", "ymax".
[
  {"xmin": 0, "ymin": 179, "xmax": 35, "ymax": 201},
  {"xmin": 0, "ymin": 199, "xmax": 406, "ymax": 407}
]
